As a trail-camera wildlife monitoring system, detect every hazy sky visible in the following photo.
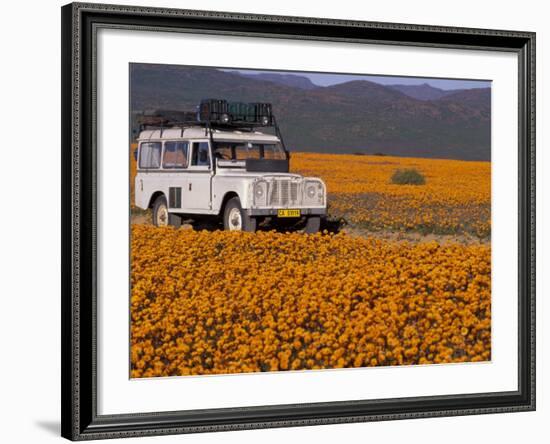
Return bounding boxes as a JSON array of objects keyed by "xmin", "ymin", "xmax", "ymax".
[{"xmin": 223, "ymin": 68, "xmax": 491, "ymax": 90}]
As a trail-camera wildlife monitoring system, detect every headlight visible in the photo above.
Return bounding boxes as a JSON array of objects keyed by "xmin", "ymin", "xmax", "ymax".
[
  {"xmin": 303, "ymin": 180, "xmax": 325, "ymax": 205},
  {"xmin": 253, "ymin": 181, "xmax": 267, "ymax": 206}
]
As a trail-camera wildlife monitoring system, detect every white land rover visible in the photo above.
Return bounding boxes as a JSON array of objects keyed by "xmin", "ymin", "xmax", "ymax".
[{"xmin": 134, "ymin": 100, "xmax": 327, "ymax": 233}]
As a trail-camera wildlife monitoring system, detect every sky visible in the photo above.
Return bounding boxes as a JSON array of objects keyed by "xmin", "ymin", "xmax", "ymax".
[{"xmin": 223, "ymin": 68, "xmax": 491, "ymax": 90}]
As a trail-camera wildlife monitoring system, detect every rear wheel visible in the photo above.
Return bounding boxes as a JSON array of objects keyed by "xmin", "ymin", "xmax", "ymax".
[
  {"xmin": 304, "ymin": 216, "xmax": 321, "ymax": 233},
  {"xmin": 152, "ymin": 195, "xmax": 181, "ymax": 228},
  {"xmin": 152, "ymin": 195, "xmax": 168, "ymax": 227},
  {"xmin": 223, "ymin": 197, "xmax": 256, "ymax": 232}
]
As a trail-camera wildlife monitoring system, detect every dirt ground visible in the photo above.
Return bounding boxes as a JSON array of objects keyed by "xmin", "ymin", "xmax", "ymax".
[
  {"xmin": 130, "ymin": 209, "xmax": 489, "ymax": 246},
  {"xmin": 341, "ymin": 226, "xmax": 489, "ymax": 245}
]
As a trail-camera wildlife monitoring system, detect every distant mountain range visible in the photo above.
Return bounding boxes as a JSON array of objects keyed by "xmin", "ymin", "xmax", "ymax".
[
  {"xmin": 233, "ymin": 73, "xmax": 475, "ymax": 101},
  {"xmin": 387, "ymin": 83, "xmax": 467, "ymax": 101},
  {"xmin": 130, "ymin": 65, "xmax": 491, "ymax": 160},
  {"xmin": 228, "ymin": 71, "xmax": 318, "ymax": 90}
]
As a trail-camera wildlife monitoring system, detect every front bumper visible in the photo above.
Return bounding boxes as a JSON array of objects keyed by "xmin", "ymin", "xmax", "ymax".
[{"xmin": 246, "ymin": 207, "xmax": 327, "ymax": 217}]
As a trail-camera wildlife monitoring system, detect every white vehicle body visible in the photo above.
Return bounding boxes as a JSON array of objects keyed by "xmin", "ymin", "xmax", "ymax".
[{"xmin": 134, "ymin": 126, "xmax": 327, "ymax": 223}]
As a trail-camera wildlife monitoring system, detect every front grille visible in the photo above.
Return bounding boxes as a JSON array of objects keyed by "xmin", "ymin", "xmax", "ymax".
[
  {"xmin": 290, "ymin": 182, "xmax": 298, "ymax": 202},
  {"xmin": 269, "ymin": 179, "xmax": 300, "ymax": 207}
]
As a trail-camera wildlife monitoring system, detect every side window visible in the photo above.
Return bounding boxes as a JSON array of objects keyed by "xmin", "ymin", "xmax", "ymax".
[
  {"xmin": 191, "ymin": 142, "xmax": 211, "ymax": 167},
  {"xmin": 234, "ymin": 143, "xmax": 260, "ymax": 160},
  {"xmin": 139, "ymin": 142, "xmax": 162, "ymax": 169},
  {"xmin": 163, "ymin": 141, "xmax": 189, "ymax": 169}
]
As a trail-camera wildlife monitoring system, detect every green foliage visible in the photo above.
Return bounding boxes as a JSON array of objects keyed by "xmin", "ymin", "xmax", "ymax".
[{"xmin": 391, "ymin": 168, "xmax": 426, "ymax": 185}]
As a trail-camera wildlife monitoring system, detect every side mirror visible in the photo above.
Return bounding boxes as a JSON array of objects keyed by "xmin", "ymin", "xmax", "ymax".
[{"xmin": 133, "ymin": 149, "xmax": 138, "ymax": 161}]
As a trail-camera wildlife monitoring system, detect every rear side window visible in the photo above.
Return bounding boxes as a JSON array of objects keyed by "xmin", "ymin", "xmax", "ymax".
[
  {"xmin": 163, "ymin": 142, "xmax": 189, "ymax": 169},
  {"xmin": 139, "ymin": 142, "xmax": 162, "ymax": 169}
]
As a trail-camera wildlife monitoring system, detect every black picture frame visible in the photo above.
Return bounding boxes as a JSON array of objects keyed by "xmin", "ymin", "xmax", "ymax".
[{"xmin": 61, "ymin": 2, "xmax": 536, "ymax": 440}]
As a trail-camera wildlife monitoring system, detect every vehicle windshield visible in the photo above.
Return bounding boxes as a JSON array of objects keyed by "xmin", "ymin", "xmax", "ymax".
[{"xmin": 213, "ymin": 141, "xmax": 286, "ymax": 161}]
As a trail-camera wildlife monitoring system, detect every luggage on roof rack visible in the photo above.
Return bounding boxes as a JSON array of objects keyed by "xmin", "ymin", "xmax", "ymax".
[
  {"xmin": 199, "ymin": 99, "xmax": 228, "ymax": 122},
  {"xmin": 199, "ymin": 99, "xmax": 274, "ymax": 127},
  {"xmin": 138, "ymin": 99, "xmax": 276, "ymax": 132}
]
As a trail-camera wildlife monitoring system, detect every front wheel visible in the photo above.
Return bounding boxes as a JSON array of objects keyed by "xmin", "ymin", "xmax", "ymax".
[
  {"xmin": 304, "ymin": 216, "xmax": 321, "ymax": 233},
  {"xmin": 223, "ymin": 197, "xmax": 256, "ymax": 232}
]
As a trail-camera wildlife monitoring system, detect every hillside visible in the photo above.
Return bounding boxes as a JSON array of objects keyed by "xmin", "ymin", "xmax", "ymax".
[
  {"xmin": 130, "ymin": 64, "xmax": 491, "ymax": 160},
  {"xmin": 386, "ymin": 83, "xmax": 457, "ymax": 100},
  {"xmin": 227, "ymin": 71, "xmax": 317, "ymax": 90}
]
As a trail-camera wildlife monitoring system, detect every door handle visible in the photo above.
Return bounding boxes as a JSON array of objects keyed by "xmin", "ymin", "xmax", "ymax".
[{"xmin": 188, "ymin": 182, "xmax": 192, "ymax": 191}]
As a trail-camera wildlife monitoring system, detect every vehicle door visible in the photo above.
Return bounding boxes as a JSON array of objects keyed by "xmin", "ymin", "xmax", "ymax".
[
  {"xmin": 136, "ymin": 141, "xmax": 164, "ymax": 209},
  {"xmin": 161, "ymin": 141, "xmax": 190, "ymax": 213},
  {"xmin": 184, "ymin": 140, "xmax": 213, "ymax": 211}
]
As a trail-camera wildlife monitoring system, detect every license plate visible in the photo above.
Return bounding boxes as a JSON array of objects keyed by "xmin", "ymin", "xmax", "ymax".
[{"xmin": 277, "ymin": 209, "xmax": 301, "ymax": 218}]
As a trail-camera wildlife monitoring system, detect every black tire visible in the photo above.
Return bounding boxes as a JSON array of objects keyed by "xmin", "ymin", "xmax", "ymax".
[
  {"xmin": 152, "ymin": 195, "xmax": 181, "ymax": 228},
  {"xmin": 152, "ymin": 195, "xmax": 168, "ymax": 226},
  {"xmin": 304, "ymin": 216, "xmax": 321, "ymax": 234},
  {"xmin": 223, "ymin": 197, "xmax": 256, "ymax": 232}
]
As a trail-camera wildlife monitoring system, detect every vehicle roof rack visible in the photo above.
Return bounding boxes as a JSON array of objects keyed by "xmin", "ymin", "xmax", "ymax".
[
  {"xmin": 137, "ymin": 99, "xmax": 288, "ymax": 152},
  {"xmin": 138, "ymin": 99, "xmax": 276, "ymax": 132}
]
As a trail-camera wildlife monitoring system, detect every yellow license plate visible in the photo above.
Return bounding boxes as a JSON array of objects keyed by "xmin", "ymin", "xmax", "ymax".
[{"xmin": 277, "ymin": 209, "xmax": 301, "ymax": 218}]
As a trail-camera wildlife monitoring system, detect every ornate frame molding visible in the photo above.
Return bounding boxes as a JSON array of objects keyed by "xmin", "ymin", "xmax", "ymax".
[{"xmin": 61, "ymin": 2, "xmax": 535, "ymax": 440}]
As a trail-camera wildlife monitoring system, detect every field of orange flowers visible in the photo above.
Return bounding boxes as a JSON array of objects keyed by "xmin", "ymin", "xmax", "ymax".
[
  {"xmin": 131, "ymin": 148, "xmax": 490, "ymax": 237},
  {"xmin": 290, "ymin": 153, "xmax": 491, "ymax": 237},
  {"xmin": 130, "ymin": 225, "xmax": 491, "ymax": 378}
]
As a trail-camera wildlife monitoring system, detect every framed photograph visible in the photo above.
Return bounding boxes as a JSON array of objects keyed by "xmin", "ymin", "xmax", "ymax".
[{"xmin": 61, "ymin": 2, "xmax": 535, "ymax": 440}]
